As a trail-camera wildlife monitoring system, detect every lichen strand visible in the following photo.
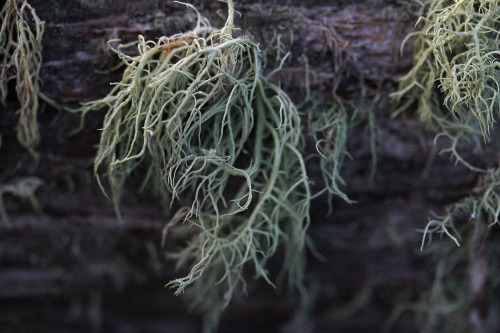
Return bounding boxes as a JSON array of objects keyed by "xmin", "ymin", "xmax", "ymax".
[
  {"xmin": 167, "ymin": 77, "xmax": 310, "ymax": 331},
  {"xmin": 422, "ymin": 166, "xmax": 500, "ymax": 249},
  {"xmin": 0, "ymin": 0, "xmax": 44, "ymax": 156},
  {"xmin": 392, "ymin": 0, "xmax": 500, "ymax": 139},
  {"xmin": 0, "ymin": 177, "xmax": 44, "ymax": 227},
  {"xmin": 416, "ymin": 166, "xmax": 500, "ymax": 332},
  {"xmin": 311, "ymin": 101, "xmax": 353, "ymax": 203},
  {"xmin": 77, "ymin": 3, "xmax": 310, "ymax": 331}
]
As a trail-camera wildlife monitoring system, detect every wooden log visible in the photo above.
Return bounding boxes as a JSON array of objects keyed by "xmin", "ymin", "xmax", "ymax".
[{"xmin": 1, "ymin": 1, "xmax": 498, "ymax": 332}]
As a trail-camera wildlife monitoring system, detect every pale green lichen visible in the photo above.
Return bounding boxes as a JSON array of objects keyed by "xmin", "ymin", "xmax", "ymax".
[
  {"xmin": 77, "ymin": 2, "xmax": 310, "ymax": 331},
  {"xmin": 300, "ymin": 27, "xmax": 356, "ymax": 204},
  {"xmin": 0, "ymin": 0, "xmax": 44, "ymax": 157},
  {"xmin": 392, "ymin": 0, "xmax": 500, "ymax": 138},
  {"xmin": 311, "ymin": 101, "xmax": 353, "ymax": 203},
  {"xmin": 391, "ymin": 5, "xmax": 500, "ymax": 327},
  {"xmin": 385, "ymin": 166, "xmax": 500, "ymax": 332},
  {"xmin": 422, "ymin": 166, "xmax": 500, "ymax": 249},
  {"xmin": 391, "ymin": 0, "xmax": 500, "ymax": 171},
  {"xmin": 415, "ymin": 166, "xmax": 500, "ymax": 332},
  {"xmin": 0, "ymin": 176, "xmax": 44, "ymax": 228}
]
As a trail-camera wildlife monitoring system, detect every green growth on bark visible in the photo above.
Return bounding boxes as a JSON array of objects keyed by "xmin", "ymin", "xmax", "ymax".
[
  {"xmin": 422, "ymin": 166, "xmax": 500, "ymax": 249},
  {"xmin": 416, "ymin": 166, "xmax": 500, "ymax": 332},
  {"xmin": 386, "ymin": 167, "xmax": 500, "ymax": 333},
  {"xmin": 0, "ymin": 177, "xmax": 44, "ymax": 228},
  {"xmin": 310, "ymin": 101, "xmax": 353, "ymax": 203},
  {"xmin": 392, "ymin": 0, "xmax": 500, "ymax": 170},
  {"xmin": 0, "ymin": 0, "xmax": 44, "ymax": 157},
  {"xmin": 393, "ymin": 0, "xmax": 500, "ymax": 137},
  {"xmin": 76, "ymin": 2, "xmax": 310, "ymax": 331},
  {"xmin": 301, "ymin": 20, "xmax": 358, "ymax": 204}
]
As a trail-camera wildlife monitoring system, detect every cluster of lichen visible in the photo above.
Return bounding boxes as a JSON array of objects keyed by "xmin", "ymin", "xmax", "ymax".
[
  {"xmin": 392, "ymin": 0, "xmax": 500, "ymax": 141},
  {"xmin": 383, "ymin": 167, "xmax": 500, "ymax": 333},
  {"xmin": 422, "ymin": 167, "xmax": 500, "ymax": 249},
  {"xmin": 0, "ymin": 0, "xmax": 44, "ymax": 157},
  {"xmin": 5, "ymin": 0, "xmax": 498, "ymax": 330},
  {"xmin": 416, "ymin": 167, "xmax": 500, "ymax": 332},
  {"xmin": 389, "ymin": 1, "xmax": 500, "ymax": 330},
  {"xmin": 302, "ymin": 20, "xmax": 358, "ymax": 203},
  {"xmin": 77, "ymin": 2, "xmax": 310, "ymax": 331},
  {"xmin": 310, "ymin": 100, "xmax": 353, "ymax": 203}
]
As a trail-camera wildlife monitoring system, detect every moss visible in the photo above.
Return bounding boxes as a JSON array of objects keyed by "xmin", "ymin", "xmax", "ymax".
[
  {"xmin": 76, "ymin": 2, "xmax": 310, "ymax": 331},
  {"xmin": 0, "ymin": 0, "xmax": 44, "ymax": 157}
]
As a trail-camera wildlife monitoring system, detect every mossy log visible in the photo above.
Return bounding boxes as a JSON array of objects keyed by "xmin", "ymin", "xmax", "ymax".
[{"xmin": 1, "ymin": 1, "xmax": 499, "ymax": 332}]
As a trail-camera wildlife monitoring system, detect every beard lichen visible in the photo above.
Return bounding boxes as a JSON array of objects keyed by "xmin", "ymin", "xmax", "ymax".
[
  {"xmin": 77, "ymin": 1, "xmax": 310, "ymax": 331},
  {"xmin": 392, "ymin": 0, "xmax": 500, "ymax": 136},
  {"xmin": 0, "ymin": 0, "xmax": 44, "ymax": 157},
  {"xmin": 310, "ymin": 100, "xmax": 353, "ymax": 204},
  {"xmin": 391, "ymin": 0, "xmax": 500, "ymax": 170},
  {"xmin": 384, "ymin": 167, "xmax": 500, "ymax": 332},
  {"xmin": 392, "ymin": 4, "xmax": 500, "ymax": 327},
  {"xmin": 0, "ymin": 176, "xmax": 44, "ymax": 228},
  {"xmin": 422, "ymin": 166, "xmax": 500, "ymax": 249},
  {"xmin": 415, "ymin": 166, "xmax": 500, "ymax": 332},
  {"xmin": 301, "ymin": 24, "xmax": 357, "ymax": 204}
]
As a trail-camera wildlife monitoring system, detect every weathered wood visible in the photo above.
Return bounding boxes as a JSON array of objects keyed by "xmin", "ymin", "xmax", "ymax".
[{"xmin": 1, "ymin": 1, "xmax": 498, "ymax": 332}]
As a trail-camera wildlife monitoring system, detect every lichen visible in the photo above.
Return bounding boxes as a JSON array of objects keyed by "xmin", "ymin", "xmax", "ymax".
[
  {"xmin": 415, "ymin": 166, "xmax": 500, "ymax": 332},
  {"xmin": 391, "ymin": 0, "xmax": 500, "ymax": 169},
  {"xmin": 0, "ymin": 176, "xmax": 44, "ymax": 228},
  {"xmin": 310, "ymin": 100, "xmax": 353, "ymax": 203},
  {"xmin": 393, "ymin": 0, "xmax": 500, "ymax": 136},
  {"xmin": 0, "ymin": 0, "xmax": 44, "ymax": 157},
  {"xmin": 301, "ymin": 20, "xmax": 358, "ymax": 203},
  {"xmin": 422, "ymin": 166, "xmax": 500, "ymax": 249},
  {"xmin": 76, "ymin": 2, "xmax": 310, "ymax": 331},
  {"xmin": 391, "ymin": 5, "xmax": 500, "ymax": 327},
  {"xmin": 384, "ymin": 166, "xmax": 500, "ymax": 332}
]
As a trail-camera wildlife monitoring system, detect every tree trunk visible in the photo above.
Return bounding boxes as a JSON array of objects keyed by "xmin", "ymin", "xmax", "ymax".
[{"xmin": 1, "ymin": 1, "xmax": 498, "ymax": 332}]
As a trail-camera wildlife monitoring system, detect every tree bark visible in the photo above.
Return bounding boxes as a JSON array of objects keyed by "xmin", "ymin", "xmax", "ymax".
[{"xmin": 1, "ymin": 1, "xmax": 498, "ymax": 332}]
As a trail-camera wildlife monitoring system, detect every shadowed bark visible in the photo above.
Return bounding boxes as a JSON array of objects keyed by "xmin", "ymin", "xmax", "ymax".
[{"xmin": 1, "ymin": 1, "xmax": 498, "ymax": 332}]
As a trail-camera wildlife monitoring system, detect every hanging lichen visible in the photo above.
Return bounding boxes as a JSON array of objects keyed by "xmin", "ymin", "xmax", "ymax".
[
  {"xmin": 384, "ymin": 166, "xmax": 500, "ymax": 332},
  {"xmin": 415, "ymin": 166, "xmax": 500, "ymax": 332},
  {"xmin": 422, "ymin": 166, "xmax": 500, "ymax": 249},
  {"xmin": 0, "ymin": 176, "xmax": 44, "ymax": 228},
  {"xmin": 310, "ymin": 100, "xmax": 353, "ymax": 203},
  {"xmin": 0, "ymin": 0, "xmax": 44, "ymax": 157},
  {"xmin": 392, "ymin": 0, "xmax": 500, "ymax": 137},
  {"xmin": 76, "ymin": 2, "xmax": 310, "ymax": 331},
  {"xmin": 301, "ymin": 20, "xmax": 358, "ymax": 203},
  {"xmin": 391, "ymin": 0, "xmax": 499, "ymax": 172}
]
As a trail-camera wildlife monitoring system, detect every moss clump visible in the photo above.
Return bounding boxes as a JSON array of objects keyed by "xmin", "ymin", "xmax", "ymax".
[
  {"xmin": 0, "ymin": 0, "xmax": 44, "ymax": 156},
  {"xmin": 392, "ymin": 0, "xmax": 500, "ymax": 140},
  {"xmin": 77, "ymin": 2, "xmax": 310, "ymax": 331}
]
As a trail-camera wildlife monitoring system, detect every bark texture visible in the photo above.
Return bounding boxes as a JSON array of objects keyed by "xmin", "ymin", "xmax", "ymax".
[{"xmin": 1, "ymin": 1, "xmax": 498, "ymax": 332}]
